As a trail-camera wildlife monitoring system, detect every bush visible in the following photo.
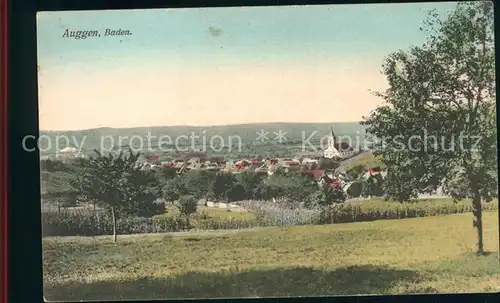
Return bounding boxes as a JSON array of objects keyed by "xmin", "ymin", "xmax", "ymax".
[
  {"xmin": 309, "ymin": 185, "xmax": 346, "ymax": 207},
  {"xmin": 176, "ymin": 195, "xmax": 198, "ymax": 217},
  {"xmin": 346, "ymin": 181, "xmax": 363, "ymax": 198}
]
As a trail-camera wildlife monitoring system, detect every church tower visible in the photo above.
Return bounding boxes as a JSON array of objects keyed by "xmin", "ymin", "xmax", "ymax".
[
  {"xmin": 324, "ymin": 126, "xmax": 340, "ymax": 159},
  {"xmin": 327, "ymin": 126, "xmax": 336, "ymax": 148}
]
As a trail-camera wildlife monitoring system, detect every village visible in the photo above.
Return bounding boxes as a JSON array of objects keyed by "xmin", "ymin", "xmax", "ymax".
[{"xmin": 44, "ymin": 127, "xmax": 393, "ymax": 199}]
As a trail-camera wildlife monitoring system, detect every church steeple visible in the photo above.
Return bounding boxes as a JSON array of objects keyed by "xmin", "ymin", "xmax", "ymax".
[
  {"xmin": 327, "ymin": 126, "xmax": 336, "ymax": 149},
  {"xmin": 325, "ymin": 126, "xmax": 340, "ymax": 159},
  {"xmin": 330, "ymin": 126, "xmax": 336, "ymax": 142}
]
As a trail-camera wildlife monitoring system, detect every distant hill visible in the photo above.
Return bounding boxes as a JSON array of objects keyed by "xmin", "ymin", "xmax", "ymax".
[{"xmin": 38, "ymin": 122, "xmax": 368, "ymax": 157}]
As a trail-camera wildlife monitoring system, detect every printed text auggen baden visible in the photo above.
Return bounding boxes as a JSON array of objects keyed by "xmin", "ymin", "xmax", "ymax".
[{"xmin": 61, "ymin": 28, "xmax": 132, "ymax": 39}]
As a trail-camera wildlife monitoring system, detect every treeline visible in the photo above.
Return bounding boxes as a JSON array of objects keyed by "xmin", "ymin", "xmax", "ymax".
[
  {"xmin": 41, "ymin": 156, "xmax": 386, "ymax": 212},
  {"xmin": 156, "ymin": 168, "xmax": 345, "ymax": 206}
]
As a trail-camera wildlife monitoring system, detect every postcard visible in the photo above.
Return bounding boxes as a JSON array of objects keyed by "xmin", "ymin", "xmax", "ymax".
[{"xmin": 36, "ymin": 2, "xmax": 498, "ymax": 301}]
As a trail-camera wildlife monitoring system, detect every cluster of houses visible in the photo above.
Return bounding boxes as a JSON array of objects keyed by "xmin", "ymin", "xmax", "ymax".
[
  {"xmin": 45, "ymin": 127, "xmax": 396, "ymax": 197},
  {"xmin": 138, "ymin": 127, "xmax": 358, "ymax": 175},
  {"xmin": 134, "ymin": 128, "xmax": 387, "ymax": 197},
  {"xmin": 41, "ymin": 127, "xmax": 453, "ymax": 201}
]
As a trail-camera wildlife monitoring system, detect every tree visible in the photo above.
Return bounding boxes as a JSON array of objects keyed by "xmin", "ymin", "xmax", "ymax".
[
  {"xmin": 345, "ymin": 181, "xmax": 363, "ymax": 199},
  {"xmin": 118, "ymin": 168, "xmax": 165, "ymax": 218},
  {"xmin": 161, "ymin": 170, "xmax": 216, "ymax": 205},
  {"xmin": 308, "ymin": 184, "xmax": 346, "ymax": 208},
  {"xmin": 181, "ymin": 170, "xmax": 216, "ymax": 201},
  {"xmin": 174, "ymin": 195, "xmax": 198, "ymax": 227},
  {"xmin": 210, "ymin": 172, "xmax": 237, "ymax": 201},
  {"xmin": 226, "ymin": 184, "xmax": 246, "ymax": 202},
  {"xmin": 361, "ymin": 2, "xmax": 496, "ymax": 254},
  {"xmin": 162, "ymin": 177, "xmax": 182, "ymax": 203},
  {"xmin": 235, "ymin": 171, "xmax": 265, "ymax": 199},
  {"xmin": 73, "ymin": 149, "xmax": 163, "ymax": 242},
  {"xmin": 154, "ymin": 167, "xmax": 178, "ymax": 184},
  {"xmin": 362, "ymin": 173, "xmax": 385, "ymax": 198}
]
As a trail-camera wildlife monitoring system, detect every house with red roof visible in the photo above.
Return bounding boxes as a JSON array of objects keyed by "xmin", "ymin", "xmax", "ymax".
[{"xmin": 300, "ymin": 167, "xmax": 345, "ymax": 190}]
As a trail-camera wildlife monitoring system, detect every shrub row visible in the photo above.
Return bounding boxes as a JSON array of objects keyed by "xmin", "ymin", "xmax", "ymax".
[
  {"xmin": 42, "ymin": 210, "xmax": 188, "ymax": 237},
  {"xmin": 42, "ymin": 199, "xmax": 498, "ymax": 237},
  {"xmin": 317, "ymin": 199, "xmax": 499, "ymax": 224},
  {"xmin": 234, "ymin": 199, "xmax": 499, "ymax": 226}
]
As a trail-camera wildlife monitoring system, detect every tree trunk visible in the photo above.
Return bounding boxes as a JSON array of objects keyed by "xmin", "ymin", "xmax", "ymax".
[
  {"xmin": 111, "ymin": 206, "xmax": 117, "ymax": 243},
  {"xmin": 471, "ymin": 191, "xmax": 485, "ymax": 255}
]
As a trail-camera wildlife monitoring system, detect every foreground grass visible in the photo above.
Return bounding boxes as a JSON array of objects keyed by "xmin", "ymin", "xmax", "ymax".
[{"xmin": 43, "ymin": 212, "xmax": 499, "ymax": 300}]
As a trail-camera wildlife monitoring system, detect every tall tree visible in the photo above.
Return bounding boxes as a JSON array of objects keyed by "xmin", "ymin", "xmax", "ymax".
[
  {"xmin": 235, "ymin": 171, "xmax": 265, "ymax": 199},
  {"xmin": 209, "ymin": 171, "xmax": 237, "ymax": 202},
  {"xmin": 362, "ymin": 2, "xmax": 496, "ymax": 254},
  {"xmin": 154, "ymin": 167, "xmax": 178, "ymax": 184},
  {"xmin": 72, "ymin": 149, "xmax": 163, "ymax": 242},
  {"xmin": 182, "ymin": 170, "xmax": 217, "ymax": 201}
]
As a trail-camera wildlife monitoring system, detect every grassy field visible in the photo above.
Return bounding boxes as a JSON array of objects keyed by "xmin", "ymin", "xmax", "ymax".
[
  {"xmin": 337, "ymin": 151, "xmax": 386, "ymax": 172},
  {"xmin": 152, "ymin": 206, "xmax": 258, "ymax": 230},
  {"xmin": 43, "ymin": 212, "xmax": 499, "ymax": 300}
]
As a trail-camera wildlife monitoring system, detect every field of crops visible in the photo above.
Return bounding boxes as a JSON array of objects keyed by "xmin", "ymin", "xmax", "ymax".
[{"xmin": 42, "ymin": 198, "xmax": 498, "ymax": 237}]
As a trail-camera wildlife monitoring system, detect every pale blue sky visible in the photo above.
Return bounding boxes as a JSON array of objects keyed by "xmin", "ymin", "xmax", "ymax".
[
  {"xmin": 36, "ymin": 3, "xmax": 460, "ymax": 130},
  {"xmin": 37, "ymin": 3, "xmax": 458, "ymax": 70}
]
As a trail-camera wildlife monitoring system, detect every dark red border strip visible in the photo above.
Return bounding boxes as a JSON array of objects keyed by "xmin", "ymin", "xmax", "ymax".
[{"xmin": 0, "ymin": 0, "xmax": 7, "ymax": 301}]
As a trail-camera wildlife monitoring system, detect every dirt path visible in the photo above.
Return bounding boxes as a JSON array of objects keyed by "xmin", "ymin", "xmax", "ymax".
[
  {"xmin": 106, "ymin": 226, "xmax": 273, "ymax": 239},
  {"xmin": 165, "ymin": 226, "xmax": 272, "ymax": 237}
]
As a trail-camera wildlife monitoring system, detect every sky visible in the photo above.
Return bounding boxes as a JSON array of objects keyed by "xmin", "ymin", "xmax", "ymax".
[{"xmin": 37, "ymin": 3, "xmax": 459, "ymax": 131}]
